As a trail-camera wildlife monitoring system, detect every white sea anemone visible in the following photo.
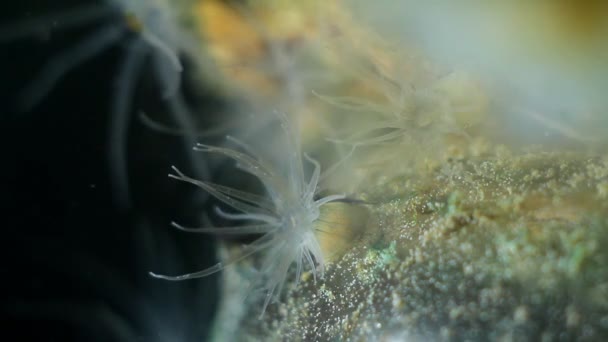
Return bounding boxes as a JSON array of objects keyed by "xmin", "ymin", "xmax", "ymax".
[
  {"xmin": 315, "ymin": 69, "xmax": 486, "ymax": 150},
  {"xmin": 149, "ymin": 114, "xmax": 345, "ymax": 316},
  {"xmin": 0, "ymin": 0, "xmax": 206, "ymax": 207}
]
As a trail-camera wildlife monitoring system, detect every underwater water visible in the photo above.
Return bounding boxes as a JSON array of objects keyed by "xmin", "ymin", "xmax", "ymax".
[{"xmin": 3, "ymin": 1, "xmax": 608, "ymax": 341}]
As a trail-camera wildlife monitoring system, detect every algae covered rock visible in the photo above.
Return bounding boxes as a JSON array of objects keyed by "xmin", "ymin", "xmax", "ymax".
[{"xmin": 213, "ymin": 147, "xmax": 608, "ymax": 341}]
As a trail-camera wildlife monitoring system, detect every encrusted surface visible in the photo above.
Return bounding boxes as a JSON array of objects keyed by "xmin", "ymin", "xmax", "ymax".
[{"xmin": 215, "ymin": 147, "xmax": 608, "ymax": 341}]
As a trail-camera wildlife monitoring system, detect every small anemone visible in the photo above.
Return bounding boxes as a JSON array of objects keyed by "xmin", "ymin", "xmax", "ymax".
[{"xmin": 149, "ymin": 114, "xmax": 345, "ymax": 316}]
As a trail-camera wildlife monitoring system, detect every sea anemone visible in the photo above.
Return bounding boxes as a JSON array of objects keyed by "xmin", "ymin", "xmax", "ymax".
[
  {"xmin": 0, "ymin": 0, "xmax": 206, "ymax": 207},
  {"xmin": 149, "ymin": 113, "xmax": 345, "ymax": 316},
  {"xmin": 315, "ymin": 68, "xmax": 488, "ymax": 147}
]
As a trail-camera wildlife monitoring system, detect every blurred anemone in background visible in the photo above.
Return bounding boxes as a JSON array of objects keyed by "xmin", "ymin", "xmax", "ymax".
[
  {"xmin": 348, "ymin": 0, "xmax": 608, "ymax": 147},
  {"xmin": 0, "ymin": 0, "xmax": 221, "ymax": 208}
]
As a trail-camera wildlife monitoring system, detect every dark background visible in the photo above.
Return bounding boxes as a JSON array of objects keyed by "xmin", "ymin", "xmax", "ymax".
[{"xmin": 0, "ymin": 1, "xmax": 224, "ymax": 340}]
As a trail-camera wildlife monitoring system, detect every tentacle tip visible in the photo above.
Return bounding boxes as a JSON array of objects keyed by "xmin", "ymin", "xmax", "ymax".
[{"xmin": 169, "ymin": 165, "xmax": 181, "ymax": 174}]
